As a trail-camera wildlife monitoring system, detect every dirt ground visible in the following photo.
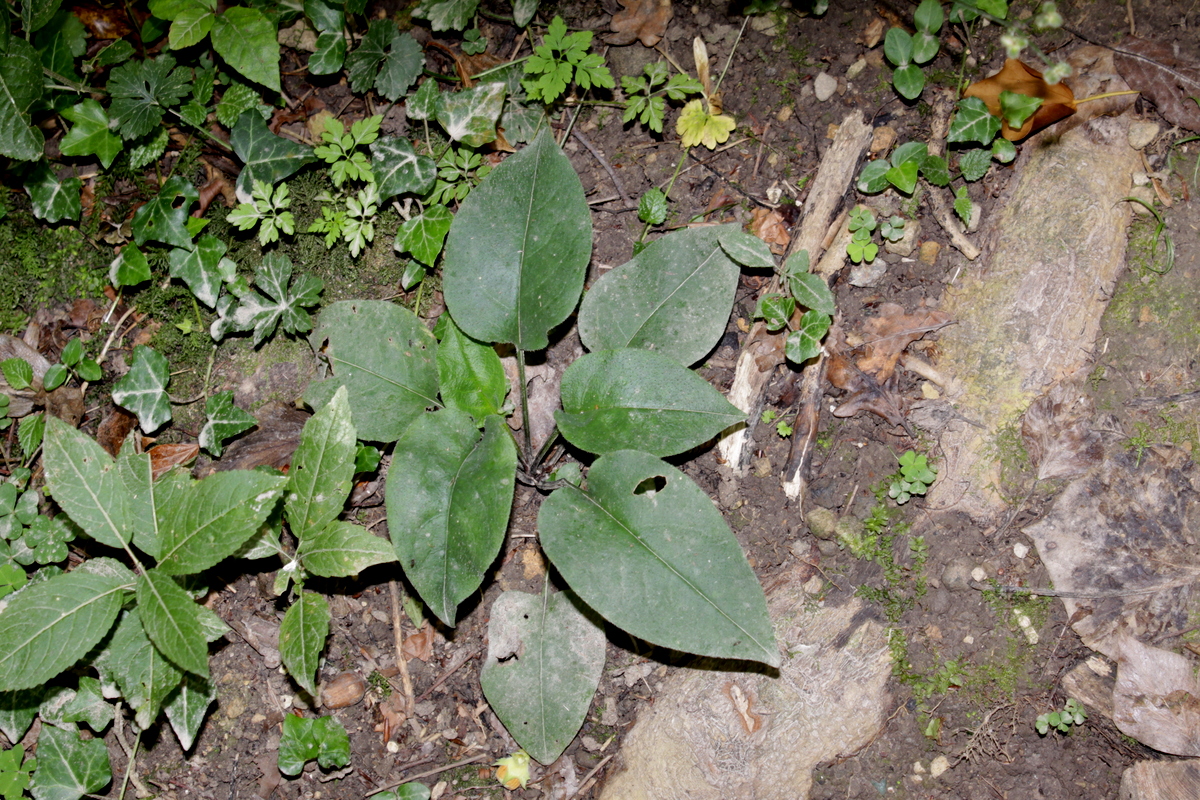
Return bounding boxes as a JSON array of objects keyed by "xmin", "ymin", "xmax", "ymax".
[{"xmin": 7, "ymin": 0, "xmax": 1200, "ymax": 798}]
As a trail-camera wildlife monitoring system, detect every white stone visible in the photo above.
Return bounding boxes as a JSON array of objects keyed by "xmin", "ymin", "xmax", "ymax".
[
  {"xmin": 1013, "ymin": 542, "xmax": 1029, "ymax": 559},
  {"xmin": 930, "ymin": 755, "xmax": 951, "ymax": 778},
  {"xmin": 846, "ymin": 57, "xmax": 867, "ymax": 80},
  {"xmin": 970, "ymin": 566, "xmax": 987, "ymax": 583},
  {"xmin": 1128, "ymin": 120, "xmax": 1160, "ymax": 150},
  {"xmin": 814, "ymin": 72, "xmax": 838, "ymax": 102}
]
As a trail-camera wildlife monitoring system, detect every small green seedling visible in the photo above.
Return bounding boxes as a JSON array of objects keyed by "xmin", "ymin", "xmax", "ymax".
[
  {"xmin": 1036, "ymin": 698, "xmax": 1086, "ymax": 735},
  {"xmin": 847, "ymin": 206, "xmax": 878, "ymax": 264},
  {"xmin": 884, "ymin": 0, "xmax": 942, "ymax": 100},
  {"xmin": 523, "ymin": 16, "xmax": 614, "ymax": 105},
  {"xmin": 889, "ymin": 450, "xmax": 937, "ymax": 504},
  {"xmin": 277, "ymin": 715, "xmax": 351, "ymax": 776},
  {"xmin": 621, "ymin": 62, "xmax": 703, "ymax": 135},
  {"xmin": 227, "ymin": 180, "xmax": 296, "ymax": 246}
]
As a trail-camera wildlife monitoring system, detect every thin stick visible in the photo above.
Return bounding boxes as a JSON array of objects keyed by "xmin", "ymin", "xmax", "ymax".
[
  {"xmin": 566, "ymin": 754, "xmax": 616, "ymax": 800},
  {"xmin": 572, "ymin": 130, "xmax": 634, "ymax": 209},
  {"xmin": 364, "ymin": 753, "xmax": 492, "ymax": 797},
  {"xmin": 516, "ymin": 349, "xmax": 533, "ymax": 462},
  {"xmin": 388, "ymin": 581, "xmax": 417, "ymax": 715}
]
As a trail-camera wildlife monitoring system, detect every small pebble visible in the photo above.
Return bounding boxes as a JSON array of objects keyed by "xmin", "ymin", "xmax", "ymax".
[
  {"xmin": 1127, "ymin": 120, "xmax": 1159, "ymax": 150},
  {"xmin": 930, "ymin": 755, "xmax": 951, "ymax": 778},
  {"xmin": 918, "ymin": 240, "xmax": 941, "ymax": 265},
  {"xmin": 322, "ymin": 671, "xmax": 367, "ymax": 709},
  {"xmin": 1013, "ymin": 542, "xmax": 1029, "ymax": 559},
  {"xmin": 814, "ymin": 72, "xmax": 838, "ymax": 102},
  {"xmin": 970, "ymin": 566, "xmax": 987, "ymax": 583}
]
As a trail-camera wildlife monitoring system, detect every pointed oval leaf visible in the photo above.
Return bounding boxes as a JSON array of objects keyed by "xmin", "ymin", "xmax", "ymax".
[
  {"xmin": 539, "ymin": 450, "xmax": 778, "ymax": 666},
  {"xmin": 93, "ymin": 607, "xmax": 183, "ymax": 729},
  {"xmin": 304, "ymin": 300, "xmax": 440, "ymax": 443},
  {"xmin": 386, "ymin": 412, "xmax": 517, "ymax": 626},
  {"xmin": 136, "ymin": 569, "xmax": 210, "ymax": 677},
  {"xmin": 442, "ymin": 127, "xmax": 591, "ymax": 350},
  {"xmin": 718, "ymin": 227, "xmax": 776, "ymax": 269},
  {"xmin": 480, "ymin": 589, "xmax": 606, "ymax": 765},
  {"xmin": 578, "ymin": 224, "xmax": 740, "ymax": 366},
  {"xmin": 210, "ymin": 7, "xmax": 280, "ymax": 93},
  {"xmin": 42, "ymin": 415, "xmax": 129, "ymax": 550},
  {"xmin": 296, "ymin": 520, "xmax": 395, "ymax": 578},
  {"xmin": 0, "ymin": 570, "xmax": 128, "ymax": 691},
  {"xmin": 279, "ymin": 591, "xmax": 329, "ymax": 695},
  {"xmin": 164, "ymin": 673, "xmax": 215, "ymax": 751},
  {"xmin": 555, "ymin": 349, "xmax": 744, "ymax": 457},
  {"xmin": 287, "ymin": 386, "xmax": 355, "ymax": 543},
  {"xmin": 788, "ymin": 272, "xmax": 835, "ymax": 315},
  {"xmin": 435, "ymin": 313, "xmax": 507, "ymax": 424}
]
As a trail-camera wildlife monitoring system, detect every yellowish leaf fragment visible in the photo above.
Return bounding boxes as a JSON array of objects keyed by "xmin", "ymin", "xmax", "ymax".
[
  {"xmin": 495, "ymin": 750, "xmax": 531, "ymax": 789},
  {"xmin": 676, "ymin": 99, "xmax": 736, "ymax": 150}
]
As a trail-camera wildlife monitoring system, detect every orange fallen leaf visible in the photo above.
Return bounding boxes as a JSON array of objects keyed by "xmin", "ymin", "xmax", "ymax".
[
  {"xmin": 607, "ymin": 0, "xmax": 673, "ymax": 47},
  {"xmin": 855, "ymin": 303, "xmax": 951, "ymax": 381},
  {"xmin": 748, "ymin": 207, "xmax": 790, "ymax": 254},
  {"xmin": 402, "ymin": 623, "xmax": 434, "ymax": 662},
  {"xmin": 148, "ymin": 442, "xmax": 200, "ymax": 479},
  {"xmin": 963, "ymin": 59, "xmax": 1077, "ymax": 141}
]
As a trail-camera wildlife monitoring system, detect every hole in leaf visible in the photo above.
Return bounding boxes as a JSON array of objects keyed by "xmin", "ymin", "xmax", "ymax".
[{"xmin": 633, "ymin": 475, "xmax": 666, "ymax": 496}]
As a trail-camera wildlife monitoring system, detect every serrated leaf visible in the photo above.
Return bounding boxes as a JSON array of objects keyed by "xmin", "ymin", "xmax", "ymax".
[
  {"xmin": 57, "ymin": 677, "xmax": 113, "ymax": 733},
  {"xmin": 920, "ymin": 153, "xmax": 951, "ymax": 186},
  {"xmin": 115, "ymin": 447, "xmax": 160, "ymax": 558},
  {"xmin": 31, "ymin": 723, "xmax": 111, "ymax": 800},
  {"xmin": 480, "ymin": 588, "xmax": 605, "ymax": 765},
  {"xmin": 108, "ymin": 55, "xmax": 190, "ymax": 140},
  {"xmin": 59, "ymin": 100, "xmax": 121, "ymax": 169},
  {"xmin": 154, "ymin": 469, "xmax": 287, "ymax": 575},
  {"xmin": 555, "ymin": 349, "xmax": 744, "ymax": 457},
  {"xmin": 377, "ymin": 30, "xmax": 423, "ymax": 101},
  {"xmin": 216, "ymin": 81, "xmax": 262, "ymax": 128},
  {"xmin": 434, "ymin": 313, "xmax": 506, "ymax": 423},
  {"xmin": 436, "ymin": 82, "xmax": 505, "ymax": 147},
  {"xmin": 132, "ymin": 175, "xmax": 197, "ymax": 249},
  {"xmin": 413, "ymin": 0, "xmax": 479, "ymax": 31},
  {"xmin": 394, "ymin": 204, "xmax": 452, "ymax": 266},
  {"xmin": 637, "ymin": 187, "xmax": 667, "ymax": 225},
  {"xmin": 788, "ymin": 272, "xmax": 836, "ymax": 315},
  {"xmin": 279, "ymin": 592, "xmax": 329, "ymax": 695},
  {"xmin": 136, "ymin": 569, "xmax": 210, "ymax": 677},
  {"xmin": 24, "ymin": 162, "xmax": 81, "ymax": 224},
  {"xmin": 0, "ymin": 39, "xmax": 45, "ymax": 161},
  {"xmin": 126, "ymin": 127, "xmax": 169, "ymax": 171},
  {"xmin": 958, "ymin": 147, "xmax": 992, "ymax": 182},
  {"xmin": 346, "ymin": 19, "xmax": 390, "ymax": 94},
  {"xmin": 784, "ymin": 309, "xmax": 830, "ymax": 364},
  {"xmin": 443, "ymin": 127, "xmax": 590, "ymax": 350},
  {"xmin": 304, "ymin": 300, "xmax": 439, "ymax": 443},
  {"xmin": 296, "ymin": 521, "xmax": 394, "ymax": 578},
  {"xmin": 168, "ymin": 234, "xmax": 226, "ymax": 308},
  {"xmin": 111, "ymin": 345, "xmax": 171, "ymax": 433},
  {"xmin": 278, "ymin": 715, "xmax": 350, "ymax": 776},
  {"xmin": 578, "ymin": 224, "xmax": 740, "ymax": 366},
  {"xmin": 954, "ymin": 185, "xmax": 974, "ymax": 226},
  {"xmin": 539, "ymin": 450, "xmax": 778, "ymax": 666},
  {"xmin": 198, "ymin": 391, "xmax": 256, "ymax": 457},
  {"xmin": 231, "ymin": 110, "xmax": 315, "ymax": 203},
  {"xmin": 372, "ymin": 137, "xmax": 436, "ymax": 200},
  {"xmin": 210, "ymin": 7, "xmax": 280, "ymax": 92},
  {"xmin": 42, "ymin": 415, "xmax": 129, "ymax": 549},
  {"xmin": 718, "ymin": 227, "xmax": 775, "ymax": 268},
  {"xmin": 287, "ymin": 386, "xmax": 355, "ymax": 542},
  {"xmin": 948, "ymin": 96, "xmax": 1002, "ymax": 145},
  {"xmin": 167, "ymin": 4, "xmax": 214, "ymax": 49},
  {"xmin": 93, "ymin": 608, "xmax": 182, "ymax": 729},
  {"xmin": 387, "ymin": 412, "xmax": 516, "ymax": 626},
  {"xmin": 163, "ymin": 672, "xmax": 214, "ymax": 751},
  {"xmin": 0, "ymin": 570, "xmax": 128, "ymax": 692}
]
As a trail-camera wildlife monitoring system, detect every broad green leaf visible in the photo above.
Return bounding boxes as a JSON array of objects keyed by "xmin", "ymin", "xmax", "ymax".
[
  {"xmin": 784, "ymin": 310, "xmax": 830, "ymax": 364},
  {"xmin": 480, "ymin": 588, "xmax": 605, "ymax": 765},
  {"xmin": 377, "ymin": 785, "xmax": 432, "ymax": 800},
  {"xmin": 132, "ymin": 175, "xmax": 197, "ymax": 249},
  {"xmin": 24, "ymin": 163, "xmax": 81, "ymax": 224},
  {"xmin": 387, "ymin": 412, "xmax": 516, "ymax": 626},
  {"xmin": 914, "ymin": 0, "xmax": 943, "ymax": 31},
  {"xmin": 920, "ymin": 153, "xmax": 951, "ymax": 186},
  {"xmin": 555, "ymin": 349, "xmax": 744, "ymax": 457},
  {"xmin": 216, "ymin": 82, "xmax": 263, "ymax": 128},
  {"xmin": 231, "ymin": 110, "xmax": 315, "ymax": 203},
  {"xmin": 92, "ymin": 608, "xmax": 181, "ymax": 729},
  {"xmin": 149, "ymin": 0, "xmax": 214, "ymax": 21},
  {"xmin": 211, "ymin": 7, "xmax": 280, "ymax": 93},
  {"xmin": 885, "ymin": 159, "xmax": 919, "ymax": 194},
  {"xmin": 111, "ymin": 345, "xmax": 171, "ymax": 433},
  {"xmin": 891, "ymin": 140, "xmax": 927, "ymax": 166},
  {"xmin": 893, "ymin": 64, "xmax": 925, "ymax": 100},
  {"xmin": 413, "ymin": 0, "xmax": 479, "ymax": 31},
  {"xmin": 911, "ymin": 30, "xmax": 939, "ymax": 64},
  {"xmin": 23, "ymin": 0, "xmax": 64, "ymax": 34},
  {"xmin": 0, "ymin": 688, "xmax": 45, "ymax": 744},
  {"xmin": 108, "ymin": 55, "xmax": 190, "ymax": 140},
  {"xmin": 857, "ymin": 159, "xmax": 890, "ymax": 194},
  {"xmin": 278, "ymin": 715, "xmax": 350, "ymax": 776},
  {"xmin": 755, "ymin": 294, "xmax": 794, "ymax": 331},
  {"xmin": 999, "ymin": 89, "xmax": 1043, "ymax": 130},
  {"xmin": 155, "ymin": 469, "xmax": 287, "ymax": 575},
  {"xmin": 309, "ymin": 31, "xmax": 346, "ymax": 75},
  {"xmin": 512, "ymin": 0, "xmax": 537, "ymax": 26},
  {"xmin": 435, "ymin": 82, "xmax": 506, "ymax": 147},
  {"xmin": 788, "ymin": 272, "xmax": 835, "ymax": 315},
  {"xmin": 279, "ymin": 591, "xmax": 329, "ymax": 695},
  {"xmin": 992, "ymin": 136, "xmax": 1017, "ymax": 163},
  {"xmin": 167, "ymin": 4, "xmax": 214, "ymax": 49},
  {"xmin": 59, "ymin": 100, "xmax": 121, "ymax": 169},
  {"xmin": 296, "ymin": 520, "xmax": 394, "ymax": 578},
  {"xmin": 115, "ymin": 448, "xmax": 160, "ymax": 557},
  {"xmin": 372, "ymin": 137, "xmax": 437, "ymax": 199},
  {"xmin": 58, "ymin": 677, "xmax": 113, "ymax": 733},
  {"xmin": 435, "ymin": 313, "xmax": 507, "ymax": 423},
  {"xmin": 948, "ymin": 96, "xmax": 1001, "ymax": 145},
  {"xmin": 1, "ymin": 359, "xmax": 32, "ymax": 390},
  {"xmin": 136, "ymin": 569, "xmax": 209, "ymax": 677},
  {"xmin": 0, "ymin": 569, "xmax": 128, "ymax": 691},
  {"xmin": 578, "ymin": 224, "xmax": 740, "ymax": 366},
  {"xmin": 287, "ymin": 386, "xmax": 355, "ymax": 542},
  {"xmin": 346, "ymin": 20, "xmax": 390, "ymax": 93},
  {"xmin": 442, "ymin": 127, "xmax": 590, "ymax": 351},
  {"xmin": 718, "ymin": 228, "xmax": 775, "ymax": 269},
  {"xmin": 376, "ymin": 30, "xmax": 423, "ymax": 101},
  {"xmin": 883, "ymin": 27, "xmax": 912, "ymax": 66},
  {"xmin": 163, "ymin": 673, "xmax": 215, "ymax": 750},
  {"xmin": 31, "ymin": 723, "xmax": 111, "ymax": 800},
  {"xmin": 168, "ymin": 234, "xmax": 226, "ymax": 308},
  {"xmin": 0, "ymin": 39, "xmax": 45, "ymax": 161},
  {"xmin": 198, "ymin": 391, "xmax": 257, "ymax": 457},
  {"xmin": 394, "ymin": 205, "xmax": 452, "ymax": 266},
  {"xmin": 304, "ymin": 0, "xmax": 343, "ymax": 31},
  {"xmin": 539, "ymin": 450, "xmax": 778, "ymax": 666},
  {"xmin": 304, "ymin": 300, "xmax": 439, "ymax": 442},
  {"xmin": 42, "ymin": 416, "xmax": 129, "ymax": 549},
  {"xmin": 637, "ymin": 187, "xmax": 668, "ymax": 225},
  {"xmin": 958, "ymin": 147, "xmax": 992, "ymax": 182}
]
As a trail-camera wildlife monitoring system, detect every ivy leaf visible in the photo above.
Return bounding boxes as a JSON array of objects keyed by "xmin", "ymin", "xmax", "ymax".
[
  {"xmin": 992, "ymin": 137, "xmax": 1017, "ymax": 163},
  {"xmin": 279, "ymin": 592, "xmax": 329, "ymax": 695},
  {"xmin": 884, "ymin": 158, "xmax": 919, "ymax": 194},
  {"xmin": 999, "ymin": 89, "xmax": 1043, "ymax": 131},
  {"xmin": 210, "ymin": 7, "xmax": 280, "ymax": 93},
  {"xmin": 394, "ymin": 205, "xmax": 452, "ymax": 266},
  {"xmin": 225, "ymin": 253, "xmax": 323, "ymax": 346},
  {"xmin": 230, "ymin": 110, "xmax": 315, "ymax": 204},
  {"xmin": 309, "ymin": 31, "xmax": 346, "ymax": 75},
  {"xmin": 108, "ymin": 55, "xmax": 191, "ymax": 140},
  {"xmin": 857, "ymin": 160, "xmax": 890, "ymax": 194},
  {"xmin": 784, "ymin": 310, "xmax": 831, "ymax": 364},
  {"xmin": 30, "ymin": 723, "xmax": 111, "ymax": 799},
  {"xmin": 132, "ymin": 175, "xmax": 198, "ymax": 250},
  {"xmin": 376, "ymin": 30, "xmax": 423, "ymax": 102},
  {"xmin": 24, "ymin": 162, "xmax": 81, "ymax": 224},
  {"xmin": 0, "ymin": 39, "xmax": 45, "ymax": 161},
  {"xmin": 59, "ymin": 99, "xmax": 122, "ymax": 169},
  {"xmin": 413, "ymin": 0, "xmax": 479, "ymax": 31},
  {"xmin": 676, "ymin": 99, "xmax": 735, "ymax": 150},
  {"xmin": 755, "ymin": 294, "xmax": 794, "ymax": 331},
  {"xmin": 168, "ymin": 234, "xmax": 226, "ymax": 308},
  {"xmin": 407, "ymin": 79, "xmax": 439, "ymax": 120},
  {"xmin": 371, "ymin": 137, "xmax": 437, "ymax": 199},
  {"xmin": 278, "ymin": 715, "xmax": 350, "ymax": 776},
  {"xmin": 112, "ymin": 345, "xmax": 172, "ymax": 433},
  {"xmin": 198, "ymin": 391, "xmax": 256, "ymax": 457},
  {"xmin": 109, "ymin": 244, "xmax": 151, "ymax": 289},
  {"xmin": 436, "ymin": 82, "xmax": 506, "ymax": 147},
  {"xmin": 947, "ymin": 96, "xmax": 1002, "ymax": 145}
]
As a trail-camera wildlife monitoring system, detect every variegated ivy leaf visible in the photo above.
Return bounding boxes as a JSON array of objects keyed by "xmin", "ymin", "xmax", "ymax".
[
  {"xmin": 168, "ymin": 234, "xmax": 227, "ymax": 308},
  {"xmin": 211, "ymin": 253, "xmax": 323, "ymax": 346},
  {"xmin": 112, "ymin": 345, "xmax": 172, "ymax": 432},
  {"xmin": 413, "ymin": 0, "xmax": 479, "ymax": 31},
  {"xmin": 436, "ymin": 82, "xmax": 505, "ymax": 147},
  {"xmin": 132, "ymin": 175, "xmax": 197, "ymax": 249},
  {"xmin": 198, "ymin": 391, "xmax": 257, "ymax": 457},
  {"xmin": 109, "ymin": 244, "xmax": 151, "ymax": 288},
  {"xmin": 231, "ymin": 110, "xmax": 315, "ymax": 203},
  {"xmin": 407, "ymin": 79, "xmax": 439, "ymax": 120},
  {"xmin": 24, "ymin": 162, "xmax": 82, "ymax": 224},
  {"xmin": 371, "ymin": 137, "xmax": 437, "ymax": 199},
  {"xmin": 784, "ymin": 310, "xmax": 831, "ymax": 365},
  {"xmin": 394, "ymin": 205, "xmax": 453, "ymax": 266}
]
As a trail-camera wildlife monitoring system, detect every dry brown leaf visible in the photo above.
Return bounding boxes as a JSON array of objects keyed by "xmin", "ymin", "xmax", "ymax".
[
  {"xmin": 403, "ymin": 624, "xmax": 434, "ymax": 662},
  {"xmin": 748, "ymin": 207, "xmax": 790, "ymax": 254},
  {"xmin": 96, "ymin": 406, "xmax": 139, "ymax": 457},
  {"xmin": 71, "ymin": 2, "xmax": 134, "ymax": 38},
  {"xmin": 607, "ymin": 0, "xmax": 673, "ymax": 47},
  {"xmin": 855, "ymin": 303, "xmax": 951, "ymax": 380},
  {"xmin": 149, "ymin": 443, "xmax": 200, "ymax": 480},
  {"xmin": 202, "ymin": 402, "xmax": 305, "ymax": 475},
  {"xmin": 1113, "ymin": 37, "xmax": 1200, "ymax": 134},
  {"xmin": 1020, "ymin": 382, "xmax": 1104, "ymax": 480},
  {"xmin": 963, "ymin": 59, "xmax": 1077, "ymax": 141}
]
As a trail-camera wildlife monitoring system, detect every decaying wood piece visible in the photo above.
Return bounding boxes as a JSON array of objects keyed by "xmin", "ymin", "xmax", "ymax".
[
  {"xmin": 718, "ymin": 112, "xmax": 871, "ymax": 473},
  {"xmin": 926, "ymin": 88, "xmax": 981, "ymax": 261},
  {"xmin": 926, "ymin": 112, "xmax": 1139, "ymax": 518},
  {"xmin": 1119, "ymin": 759, "xmax": 1200, "ymax": 800}
]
